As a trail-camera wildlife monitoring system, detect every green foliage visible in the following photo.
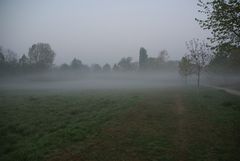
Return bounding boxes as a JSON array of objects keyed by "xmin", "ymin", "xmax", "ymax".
[
  {"xmin": 196, "ymin": 0, "xmax": 240, "ymax": 47},
  {"xmin": 208, "ymin": 43, "xmax": 240, "ymax": 73}
]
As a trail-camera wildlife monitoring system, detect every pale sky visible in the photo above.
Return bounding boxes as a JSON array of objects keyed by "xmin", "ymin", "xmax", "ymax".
[{"xmin": 0, "ymin": 0, "xmax": 210, "ymax": 65}]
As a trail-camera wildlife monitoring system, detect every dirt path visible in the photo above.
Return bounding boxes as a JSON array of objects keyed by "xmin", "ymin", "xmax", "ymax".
[
  {"xmin": 175, "ymin": 95, "xmax": 187, "ymax": 161},
  {"xmin": 206, "ymin": 85, "xmax": 240, "ymax": 96}
]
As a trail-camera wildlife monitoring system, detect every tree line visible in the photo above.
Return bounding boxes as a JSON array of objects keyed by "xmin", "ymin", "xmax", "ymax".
[{"xmin": 0, "ymin": 43, "xmax": 179, "ymax": 76}]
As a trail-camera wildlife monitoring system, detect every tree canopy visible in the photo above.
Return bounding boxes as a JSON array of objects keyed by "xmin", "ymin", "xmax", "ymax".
[
  {"xmin": 28, "ymin": 43, "xmax": 55, "ymax": 69},
  {"xmin": 139, "ymin": 47, "xmax": 148, "ymax": 70},
  {"xmin": 196, "ymin": 0, "xmax": 240, "ymax": 48}
]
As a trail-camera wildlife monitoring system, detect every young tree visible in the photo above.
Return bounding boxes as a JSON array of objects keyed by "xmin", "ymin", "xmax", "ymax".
[
  {"xmin": 196, "ymin": 0, "xmax": 240, "ymax": 48},
  {"xmin": 178, "ymin": 55, "xmax": 194, "ymax": 83},
  {"xmin": 186, "ymin": 39, "xmax": 211, "ymax": 88},
  {"xmin": 139, "ymin": 47, "xmax": 148, "ymax": 70},
  {"xmin": 28, "ymin": 43, "xmax": 55, "ymax": 69}
]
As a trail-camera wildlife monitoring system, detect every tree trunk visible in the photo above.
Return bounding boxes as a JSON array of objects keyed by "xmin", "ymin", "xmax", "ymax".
[{"xmin": 197, "ymin": 70, "xmax": 200, "ymax": 88}]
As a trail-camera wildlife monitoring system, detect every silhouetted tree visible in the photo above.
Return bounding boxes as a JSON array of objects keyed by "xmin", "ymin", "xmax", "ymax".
[
  {"xmin": 91, "ymin": 64, "xmax": 102, "ymax": 72},
  {"xmin": 71, "ymin": 58, "xmax": 82, "ymax": 70},
  {"xmin": 0, "ymin": 51, "xmax": 5, "ymax": 74},
  {"xmin": 81, "ymin": 64, "xmax": 90, "ymax": 72},
  {"xmin": 139, "ymin": 47, "xmax": 148, "ymax": 70},
  {"xmin": 0, "ymin": 52, "xmax": 4, "ymax": 65},
  {"xmin": 28, "ymin": 43, "xmax": 55, "ymax": 69},
  {"xmin": 112, "ymin": 64, "xmax": 119, "ymax": 72},
  {"xmin": 103, "ymin": 63, "xmax": 111, "ymax": 72},
  {"xmin": 147, "ymin": 57, "xmax": 159, "ymax": 70},
  {"xmin": 19, "ymin": 54, "xmax": 29, "ymax": 66},
  {"xmin": 4, "ymin": 49, "xmax": 17, "ymax": 64},
  {"xmin": 60, "ymin": 63, "xmax": 70, "ymax": 71},
  {"xmin": 186, "ymin": 39, "xmax": 211, "ymax": 88},
  {"xmin": 118, "ymin": 57, "xmax": 133, "ymax": 71}
]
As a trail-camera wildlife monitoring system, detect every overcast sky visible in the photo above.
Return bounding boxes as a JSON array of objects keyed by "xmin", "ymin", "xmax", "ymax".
[{"xmin": 0, "ymin": 0, "xmax": 210, "ymax": 65}]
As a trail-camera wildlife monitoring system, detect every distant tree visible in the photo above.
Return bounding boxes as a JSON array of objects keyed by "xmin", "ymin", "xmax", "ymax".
[
  {"xmin": 147, "ymin": 57, "xmax": 159, "ymax": 70},
  {"xmin": 102, "ymin": 63, "xmax": 111, "ymax": 72},
  {"xmin": 139, "ymin": 47, "xmax": 148, "ymax": 70},
  {"xmin": 0, "ymin": 47, "xmax": 18, "ymax": 74},
  {"xmin": 91, "ymin": 64, "xmax": 102, "ymax": 72},
  {"xmin": 19, "ymin": 54, "xmax": 29, "ymax": 66},
  {"xmin": 186, "ymin": 39, "xmax": 211, "ymax": 88},
  {"xmin": 158, "ymin": 50, "xmax": 169, "ymax": 63},
  {"xmin": 178, "ymin": 55, "xmax": 194, "ymax": 83},
  {"xmin": 131, "ymin": 61, "xmax": 139, "ymax": 71},
  {"xmin": 112, "ymin": 64, "xmax": 119, "ymax": 72},
  {"xmin": 118, "ymin": 57, "xmax": 133, "ymax": 71},
  {"xmin": 0, "ymin": 52, "xmax": 5, "ymax": 74},
  {"xmin": 4, "ymin": 49, "xmax": 18, "ymax": 64},
  {"xmin": 196, "ymin": 0, "xmax": 240, "ymax": 48},
  {"xmin": 81, "ymin": 64, "xmax": 90, "ymax": 72},
  {"xmin": 28, "ymin": 43, "xmax": 55, "ymax": 69},
  {"xmin": 0, "ymin": 52, "xmax": 4, "ymax": 64},
  {"xmin": 60, "ymin": 63, "xmax": 70, "ymax": 71},
  {"xmin": 71, "ymin": 58, "xmax": 82, "ymax": 70}
]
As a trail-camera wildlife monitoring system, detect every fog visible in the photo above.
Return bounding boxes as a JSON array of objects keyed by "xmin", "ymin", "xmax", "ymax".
[
  {"xmin": 0, "ymin": 71, "xmax": 185, "ymax": 91},
  {"xmin": 0, "ymin": 0, "xmax": 239, "ymax": 92}
]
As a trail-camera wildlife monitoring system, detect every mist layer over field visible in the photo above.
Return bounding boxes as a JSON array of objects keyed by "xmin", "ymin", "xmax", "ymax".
[{"xmin": 0, "ymin": 71, "xmax": 187, "ymax": 91}]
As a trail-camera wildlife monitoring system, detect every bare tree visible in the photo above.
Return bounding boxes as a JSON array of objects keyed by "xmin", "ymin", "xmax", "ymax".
[
  {"xmin": 186, "ymin": 39, "xmax": 211, "ymax": 88},
  {"xmin": 28, "ymin": 43, "xmax": 55, "ymax": 69}
]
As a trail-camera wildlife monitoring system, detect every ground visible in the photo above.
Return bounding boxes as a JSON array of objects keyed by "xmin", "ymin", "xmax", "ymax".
[{"xmin": 0, "ymin": 87, "xmax": 240, "ymax": 161}]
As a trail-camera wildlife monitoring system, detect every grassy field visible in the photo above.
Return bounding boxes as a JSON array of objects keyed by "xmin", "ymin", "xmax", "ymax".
[{"xmin": 0, "ymin": 87, "xmax": 240, "ymax": 161}]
